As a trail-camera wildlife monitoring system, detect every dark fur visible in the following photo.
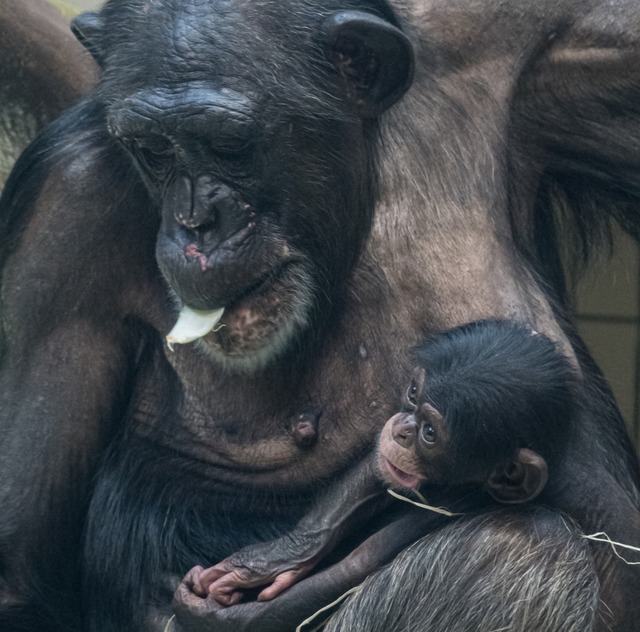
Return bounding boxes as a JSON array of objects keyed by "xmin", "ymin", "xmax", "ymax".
[
  {"xmin": 414, "ymin": 320, "xmax": 577, "ymax": 477},
  {"xmin": 197, "ymin": 320, "xmax": 634, "ymax": 629},
  {"xmin": 407, "ymin": 321, "xmax": 640, "ymax": 628},
  {"xmin": 0, "ymin": 1, "xmax": 639, "ymax": 631}
]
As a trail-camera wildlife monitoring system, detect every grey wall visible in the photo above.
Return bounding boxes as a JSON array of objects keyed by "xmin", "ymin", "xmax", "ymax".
[{"xmin": 576, "ymin": 230, "xmax": 640, "ymax": 452}]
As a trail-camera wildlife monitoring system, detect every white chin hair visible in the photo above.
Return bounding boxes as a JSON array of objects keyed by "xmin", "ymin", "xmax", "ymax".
[
  {"xmin": 189, "ymin": 265, "xmax": 316, "ymax": 372},
  {"xmin": 194, "ymin": 289, "xmax": 314, "ymax": 372}
]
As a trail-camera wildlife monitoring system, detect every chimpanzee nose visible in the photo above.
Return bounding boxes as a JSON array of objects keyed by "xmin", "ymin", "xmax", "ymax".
[
  {"xmin": 170, "ymin": 174, "xmax": 218, "ymax": 231},
  {"xmin": 392, "ymin": 415, "xmax": 418, "ymax": 448},
  {"xmin": 167, "ymin": 175, "xmax": 252, "ymax": 243}
]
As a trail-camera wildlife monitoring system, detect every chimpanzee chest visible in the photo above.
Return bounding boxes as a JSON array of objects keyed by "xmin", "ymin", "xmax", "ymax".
[{"xmin": 126, "ymin": 330, "xmax": 405, "ymax": 492}]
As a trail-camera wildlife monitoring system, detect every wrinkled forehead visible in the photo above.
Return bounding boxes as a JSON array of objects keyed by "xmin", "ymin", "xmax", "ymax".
[{"xmin": 99, "ymin": 0, "xmax": 311, "ymax": 94}]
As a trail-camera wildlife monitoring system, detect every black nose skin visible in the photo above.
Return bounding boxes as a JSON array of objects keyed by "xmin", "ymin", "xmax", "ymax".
[{"xmin": 165, "ymin": 175, "xmax": 252, "ymax": 246}]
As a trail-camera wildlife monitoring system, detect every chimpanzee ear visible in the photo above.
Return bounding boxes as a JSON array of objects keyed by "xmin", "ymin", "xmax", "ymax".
[
  {"xmin": 71, "ymin": 12, "xmax": 105, "ymax": 66},
  {"xmin": 486, "ymin": 448, "xmax": 548, "ymax": 504},
  {"xmin": 321, "ymin": 11, "xmax": 415, "ymax": 118}
]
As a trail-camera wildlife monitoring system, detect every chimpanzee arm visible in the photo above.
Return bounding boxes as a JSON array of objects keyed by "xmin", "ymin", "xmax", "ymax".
[
  {"xmin": 0, "ymin": 325, "xmax": 133, "ymax": 619},
  {"xmin": 189, "ymin": 456, "xmax": 389, "ymax": 605},
  {"xmin": 174, "ymin": 505, "xmax": 448, "ymax": 632},
  {"xmin": 0, "ymin": 107, "xmax": 161, "ymax": 627}
]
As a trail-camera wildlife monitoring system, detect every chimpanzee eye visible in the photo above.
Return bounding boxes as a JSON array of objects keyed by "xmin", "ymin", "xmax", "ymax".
[
  {"xmin": 137, "ymin": 135, "xmax": 174, "ymax": 155},
  {"xmin": 212, "ymin": 137, "xmax": 253, "ymax": 159},
  {"xmin": 406, "ymin": 382, "xmax": 418, "ymax": 407},
  {"xmin": 130, "ymin": 135, "xmax": 175, "ymax": 176},
  {"xmin": 207, "ymin": 137, "xmax": 255, "ymax": 179},
  {"xmin": 421, "ymin": 423, "xmax": 436, "ymax": 444}
]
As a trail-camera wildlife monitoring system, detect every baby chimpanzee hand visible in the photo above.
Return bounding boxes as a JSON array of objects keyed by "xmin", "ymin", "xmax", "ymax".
[{"xmin": 192, "ymin": 533, "xmax": 322, "ymax": 605}]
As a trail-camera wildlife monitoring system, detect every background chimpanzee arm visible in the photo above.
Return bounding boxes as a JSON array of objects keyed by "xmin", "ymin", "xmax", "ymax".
[
  {"xmin": 0, "ymin": 0, "xmax": 96, "ymax": 187},
  {"xmin": 0, "ymin": 104, "xmax": 162, "ymax": 630},
  {"xmin": 174, "ymin": 505, "xmax": 449, "ymax": 632}
]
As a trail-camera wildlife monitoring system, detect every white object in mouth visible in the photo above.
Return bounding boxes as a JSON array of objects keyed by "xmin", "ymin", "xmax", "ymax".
[{"xmin": 166, "ymin": 305, "xmax": 225, "ymax": 350}]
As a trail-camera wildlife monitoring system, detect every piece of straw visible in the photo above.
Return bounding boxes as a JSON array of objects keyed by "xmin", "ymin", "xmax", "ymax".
[
  {"xmin": 387, "ymin": 489, "xmax": 464, "ymax": 517},
  {"xmin": 295, "ymin": 586, "xmax": 362, "ymax": 632},
  {"xmin": 583, "ymin": 532, "xmax": 640, "ymax": 565},
  {"xmin": 163, "ymin": 614, "xmax": 176, "ymax": 632}
]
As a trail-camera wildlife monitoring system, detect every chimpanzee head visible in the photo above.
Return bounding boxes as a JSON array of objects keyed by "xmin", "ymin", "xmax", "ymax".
[
  {"xmin": 71, "ymin": 0, "xmax": 414, "ymax": 369},
  {"xmin": 378, "ymin": 320, "xmax": 578, "ymax": 504}
]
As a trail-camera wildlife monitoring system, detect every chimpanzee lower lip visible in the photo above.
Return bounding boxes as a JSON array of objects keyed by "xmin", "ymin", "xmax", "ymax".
[
  {"xmin": 180, "ymin": 260, "xmax": 293, "ymax": 314},
  {"xmin": 192, "ymin": 258, "xmax": 313, "ymax": 365},
  {"xmin": 224, "ymin": 259, "xmax": 310, "ymax": 321},
  {"xmin": 226, "ymin": 261, "xmax": 290, "ymax": 308},
  {"xmin": 383, "ymin": 457, "xmax": 422, "ymax": 489}
]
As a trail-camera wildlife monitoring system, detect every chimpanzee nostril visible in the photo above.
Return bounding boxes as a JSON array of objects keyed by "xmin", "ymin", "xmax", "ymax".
[
  {"xmin": 392, "ymin": 416, "xmax": 417, "ymax": 447},
  {"xmin": 163, "ymin": 174, "xmax": 253, "ymax": 242},
  {"xmin": 177, "ymin": 214, "xmax": 213, "ymax": 230}
]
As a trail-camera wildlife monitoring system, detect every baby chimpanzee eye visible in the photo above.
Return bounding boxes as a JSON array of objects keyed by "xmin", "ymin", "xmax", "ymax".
[
  {"xmin": 421, "ymin": 423, "xmax": 436, "ymax": 443},
  {"xmin": 406, "ymin": 382, "xmax": 418, "ymax": 406}
]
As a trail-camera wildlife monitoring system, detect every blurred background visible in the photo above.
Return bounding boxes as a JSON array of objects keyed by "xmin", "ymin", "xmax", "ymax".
[
  {"xmin": 42, "ymin": 0, "xmax": 640, "ymax": 453},
  {"xmin": 576, "ymin": 231, "xmax": 640, "ymax": 451},
  {"xmin": 48, "ymin": 0, "xmax": 102, "ymax": 18}
]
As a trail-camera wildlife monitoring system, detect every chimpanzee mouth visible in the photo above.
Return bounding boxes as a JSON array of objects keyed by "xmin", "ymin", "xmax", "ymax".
[
  {"xmin": 225, "ymin": 261, "xmax": 291, "ymax": 307},
  {"xmin": 167, "ymin": 260, "xmax": 315, "ymax": 368},
  {"xmin": 382, "ymin": 457, "xmax": 423, "ymax": 489}
]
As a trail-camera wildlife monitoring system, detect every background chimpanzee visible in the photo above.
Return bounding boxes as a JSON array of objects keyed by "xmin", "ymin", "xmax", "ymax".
[
  {"xmin": 192, "ymin": 320, "xmax": 633, "ymax": 632},
  {"xmin": 0, "ymin": 0, "xmax": 95, "ymax": 187},
  {"xmin": 1, "ymin": 1, "xmax": 640, "ymax": 631}
]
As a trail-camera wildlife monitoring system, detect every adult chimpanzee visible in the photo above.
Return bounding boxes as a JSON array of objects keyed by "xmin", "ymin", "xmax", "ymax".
[
  {"xmin": 0, "ymin": 0, "xmax": 96, "ymax": 187},
  {"xmin": 194, "ymin": 320, "xmax": 630, "ymax": 632},
  {"xmin": 1, "ymin": 1, "xmax": 640, "ymax": 632}
]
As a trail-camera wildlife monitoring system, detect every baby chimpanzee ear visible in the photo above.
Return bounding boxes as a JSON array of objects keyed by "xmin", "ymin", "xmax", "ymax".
[{"xmin": 486, "ymin": 448, "xmax": 548, "ymax": 504}]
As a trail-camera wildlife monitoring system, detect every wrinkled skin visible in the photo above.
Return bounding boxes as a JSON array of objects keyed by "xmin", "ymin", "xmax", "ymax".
[{"xmin": 1, "ymin": 1, "xmax": 640, "ymax": 631}]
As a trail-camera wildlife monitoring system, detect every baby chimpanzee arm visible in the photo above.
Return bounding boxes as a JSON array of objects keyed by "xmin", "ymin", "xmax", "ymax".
[
  {"xmin": 174, "ymin": 506, "xmax": 449, "ymax": 632},
  {"xmin": 189, "ymin": 455, "xmax": 392, "ymax": 604}
]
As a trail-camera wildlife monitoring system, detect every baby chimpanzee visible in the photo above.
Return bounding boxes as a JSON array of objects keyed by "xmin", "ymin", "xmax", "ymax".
[
  {"xmin": 378, "ymin": 320, "xmax": 575, "ymax": 505},
  {"xmin": 188, "ymin": 320, "xmax": 637, "ymax": 618}
]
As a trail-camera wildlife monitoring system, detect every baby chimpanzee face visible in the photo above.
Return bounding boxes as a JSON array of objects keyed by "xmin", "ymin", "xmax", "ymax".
[
  {"xmin": 377, "ymin": 367, "xmax": 454, "ymax": 489},
  {"xmin": 377, "ymin": 363, "xmax": 549, "ymax": 504}
]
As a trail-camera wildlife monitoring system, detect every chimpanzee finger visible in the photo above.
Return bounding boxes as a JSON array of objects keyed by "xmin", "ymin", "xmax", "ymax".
[
  {"xmin": 195, "ymin": 564, "xmax": 235, "ymax": 592},
  {"xmin": 181, "ymin": 565, "xmax": 208, "ymax": 597},
  {"xmin": 206, "ymin": 567, "xmax": 276, "ymax": 596},
  {"xmin": 210, "ymin": 588, "xmax": 244, "ymax": 607},
  {"xmin": 257, "ymin": 569, "xmax": 308, "ymax": 601},
  {"xmin": 175, "ymin": 573, "xmax": 220, "ymax": 610}
]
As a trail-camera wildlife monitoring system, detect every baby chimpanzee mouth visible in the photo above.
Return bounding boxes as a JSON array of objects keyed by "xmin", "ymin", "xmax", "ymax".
[{"xmin": 382, "ymin": 457, "xmax": 422, "ymax": 489}]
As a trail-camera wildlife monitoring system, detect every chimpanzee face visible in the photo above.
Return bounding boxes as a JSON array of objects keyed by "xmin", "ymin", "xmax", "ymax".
[
  {"xmin": 378, "ymin": 363, "xmax": 550, "ymax": 504},
  {"xmin": 378, "ymin": 367, "xmax": 454, "ymax": 489},
  {"xmin": 74, "ymin": 0, "xmax": 414, "ymax": 369}
]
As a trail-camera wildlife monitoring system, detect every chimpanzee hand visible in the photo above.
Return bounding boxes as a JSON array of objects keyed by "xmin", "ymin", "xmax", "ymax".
[
  {"xmin": 174, "ymin": 562, "xmax": 348, "ymax": 632},
  {"xmin": 190, "ymin": 457, "xmax": 390, "ymax": 606},
  {"xmin": 190, "ymin": 532, "xmax": 322, "ymax": 605},
  {"xmin": 173, "ymin": 508, "xmax": 446, "ymax": 632}
]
